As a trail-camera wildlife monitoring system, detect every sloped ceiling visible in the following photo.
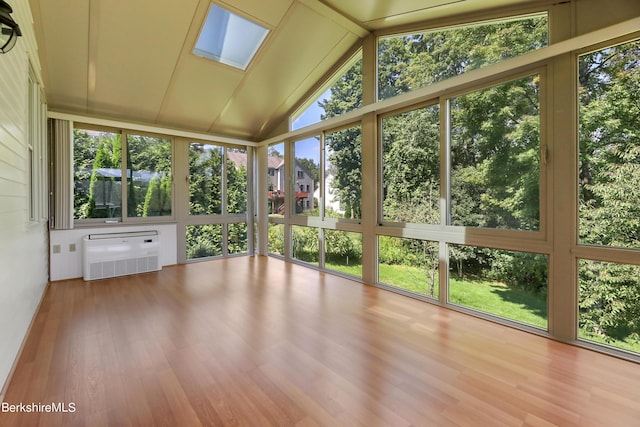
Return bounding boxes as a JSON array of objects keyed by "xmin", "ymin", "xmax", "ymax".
[{"xmin": 29, "ymin": 0, "xmax": 541, "ymax": 141}]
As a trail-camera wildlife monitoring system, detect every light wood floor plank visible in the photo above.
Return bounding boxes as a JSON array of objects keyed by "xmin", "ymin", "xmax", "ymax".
[{"xmin": 1, "ymin": 256, "xmax": 639, "ymax": 426}]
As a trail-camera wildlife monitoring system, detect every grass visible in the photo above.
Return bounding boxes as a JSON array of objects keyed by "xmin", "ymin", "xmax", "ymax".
[
  {"xmin": 379, "ymin": 263, "xmax": 547, "ymax": 328},
  {"xmin": 325, "ymin": 261, "xmax": 362, "ymax": 278},
  {"xmin": 449, "ymin": 276, "xmax": 547, "ymax": 328},
  {"xmin": 294, "ymin": 253, "xmax": 640, "ymax": 354}
]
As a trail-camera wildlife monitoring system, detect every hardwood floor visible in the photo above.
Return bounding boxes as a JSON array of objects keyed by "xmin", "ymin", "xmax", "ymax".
[{"xmin": 1, "ymin": 256, "xmax": 639, "ymax": 426}]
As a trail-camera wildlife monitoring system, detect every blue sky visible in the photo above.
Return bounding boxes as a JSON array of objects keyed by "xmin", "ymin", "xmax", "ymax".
[{"xmin": 289, "ymin": 88, "xmax": 331, "ymax": 163}]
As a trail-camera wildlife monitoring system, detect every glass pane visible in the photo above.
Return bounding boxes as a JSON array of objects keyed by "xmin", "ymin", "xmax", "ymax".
[
  {"xmin": 194, "ymin": 4, "xmax": 269, "ymax": 70},
  {"xmin": 189, "ymin": 143, "xmax": 223, "ymax": 215},
  {"xmin": 378, "ymin": 15, "xmax": 548, "ymax": 100},
  {"xmin": 228, "ymin": 223, "xmax": 248, "ymax": 254},
  {"xmin": 73, "ymin": 129, "xmax": 122, "ymax": 219},
  {"xmin": 378, "ymin": 236, "xmax": 439, "ymax": 299},
  {"xmin": 268, "ymin": 222, "xmax": 284, "ymax": 255},
  {"xmin": 227, "ymin": 147, "xmax": 248, "ymax": 214},
  {"xmin": 578, "ymin": 259, "xmax": 640, "ymax": 354},
  {"xmin": 294, "ymin": 137, "xmax": 319, "ymax": 216},
  {"xmin": 324, "ymin": 230, "xmax": 362, "ymax": 278},
  {"xmin": 325, "ymin": 126, "xmax": 361, "ymax": 219},
  {"xmin": 448, "ymin": 244, "xmax": 548, "ymax": 329},
  {"xmin": 450, "ymin": 75, "xmax": 540, "ymax": 230},
  {"xmin": 292, "ymin": 55, "xmax": 362, "ymax": 130},
  {"xmin": 186, "ymin": 224, "xmax": 222, "ymax": 260},
  {"xmin": 382, "ymin": 105, "xmax": 440, "ymax": 223},
  {"xmin": 292, "ymin": 225, "xmax": 318, "ymax": 266},
  {"xmin": 578, "ymin": 40, "xmax": 640, "ymax": 249},
  {"xmin": 126, "ymin": 134, "xmax": 172, "ymax": 217},
  {"xmin": 268, "ymin": 143, "xmax": 285, "ymax": 218}
]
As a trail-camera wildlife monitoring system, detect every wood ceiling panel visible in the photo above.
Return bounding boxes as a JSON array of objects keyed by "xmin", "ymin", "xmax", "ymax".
[
  {"xmin": 211, "ymin": 2, "xmax": 355, "ymax": 137},
  {"xmin": 89, "ymin": 0, "xmax": 199, "ymax": 121},
  {"xmin": 34, "ymin": 0, "xmax": 89, "ymax": 112},
  {"xmin": 156, "ymin": 59, "xmax": 244, "ymax": 132}
]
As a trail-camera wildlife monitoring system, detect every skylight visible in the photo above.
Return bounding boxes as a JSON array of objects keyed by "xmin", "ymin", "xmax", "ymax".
[{"xmin": 194, "ymin": 4, "xmax": 269, "ymax": 71}]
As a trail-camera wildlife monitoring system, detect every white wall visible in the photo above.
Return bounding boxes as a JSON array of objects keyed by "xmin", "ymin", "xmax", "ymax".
[
  {"xmin": 0, "ymin": 0, "xmax": 49, "ymax": 394},
  {"xmin": 50, "ymin": 224, "xmax": 178, "ymax": 281}
]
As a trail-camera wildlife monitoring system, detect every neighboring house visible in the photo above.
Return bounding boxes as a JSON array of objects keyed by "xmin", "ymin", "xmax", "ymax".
[
  {"xmin": 227, "ymin": 153, "xmax": 314, "ymax": 214},
  {"xmin": 314, "ymin": 171, "xmax": 343, "ymax": 214}
]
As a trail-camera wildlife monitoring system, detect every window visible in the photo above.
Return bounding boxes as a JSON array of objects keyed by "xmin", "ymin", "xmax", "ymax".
[
  {"xmin": 378, "ymin": 236, "xmax": 439, "ymax": 299},
  {"xmin": 227, "ymin": 148, "xmax": 248, "ymax": 215},
  {"xmin": 27, "ymin": 66, "xmax": 47, "ymax": 223},
  {"xmin": 579, "ymin": 39, "xmax": 640, "ymax": 249},
  {"xmin": 194, "ymin": 4, "xmax": 269, "ymax": 70},
  {"xmin": 579, "ymin": 259, "xmax": 640, "ymax": 353},
  {"xmin": 268, "ymin": 223, "xmax": 284, "ymax": 255},
  {"xmin": 381, "ymin": 104, "xmax": 440, "ymax": 224},
  {"xmin": 291, "ymin": 53, "xmax": 362, "ymax": 130},
  {"xmin": 228, "ymin": 223, "xmax": 248, "ymax": 254},
  {"xmin": 292, "ymin": 225, "xmax": 318, "ymax": 266},
  {"xmin": 294, "ymin": 137, "xmax": 319, "ymax": 215},
  {"xmin": 324, "ymin": 125, "xmax": 362, "ymax": 219},
  {"xmin": 189, "ymin": 143, "xmax": 222, "ymax": 215},
  {"xmin": 449, "ymin": 74, "xmax": 541, "ymax": 230},
  {"xmin": 73, "ymin": 128, "xmax": 124, "ymax": 220},
  {"xmin": 73, "ymin": 127, "xmax": 174, "ymax": 222},
  {"xmin": 185, "ymin": 143, "xmax": 249, "ymax": 261},
  {"xmin": 268, "ymin": 143, "xmax": 285, "ymax": 217},
  {"xmin": 577, "ymin": 39, "xmax": 640, "ymax": 355},
  {"xmin": 126, "ymin": 134, "xmax": 172, "ymax": 217},
  {"xmin": 324, "ymin": 230, "xmax": 362, "ymax": 278},
  {"xmin": 448, "ymin": 244, "xmax": 548, "ymax": 329},
  {"xmin": 378, "ymin": 14, "xmax": 548, "ymax": 100},
  {"xmin": 187, "ymin": 224, "xmax": 222, "ymax": 259}
]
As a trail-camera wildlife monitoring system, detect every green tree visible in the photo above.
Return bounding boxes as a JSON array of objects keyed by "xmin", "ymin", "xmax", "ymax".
[
  {"xmin": 189, "ymin": 144, "xmax": 223, "ymax": 215},
  {"xmin": 86, "ymin": 133, "xmax": 122, "ymax": 218},
  {"xmin": 142, "ymin": 173, "xmax": 171, "ymax": 216},
  {"xmin": 577, "ymin": 40, "xmax": 640, "ymax": 346}
]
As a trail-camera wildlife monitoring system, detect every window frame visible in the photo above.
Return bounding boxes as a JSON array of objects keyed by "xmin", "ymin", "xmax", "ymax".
[
  {"xmin": 72, "ymin": 124, "xmax": 177, "ymax": 226},
  {"xmin": 27, "ymin": 64, "xmax": 47, "ymax": 224}
]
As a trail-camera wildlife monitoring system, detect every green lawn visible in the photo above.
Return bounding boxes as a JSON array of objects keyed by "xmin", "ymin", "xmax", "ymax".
[
  {"xmin": 377, "ymin": 263, "xmax": 640, "ymax": 353},
  {"xmin": 325, "ymin": 262, "xmax": 362, "ymax": 278},
  {"xmin": 379, "ymin": 263, "xmax": 547, "ymax": 328}
]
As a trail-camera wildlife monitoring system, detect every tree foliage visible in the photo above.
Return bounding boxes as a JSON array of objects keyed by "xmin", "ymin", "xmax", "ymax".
[{"xmin": 577, "ymin": 40, "xmax": 640, "ymax": 345}]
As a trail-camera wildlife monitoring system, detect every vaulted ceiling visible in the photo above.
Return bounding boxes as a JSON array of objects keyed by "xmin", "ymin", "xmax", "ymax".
[{"xmin": 29, "ymin": 0, "xmax": 541, "ymax": 141}]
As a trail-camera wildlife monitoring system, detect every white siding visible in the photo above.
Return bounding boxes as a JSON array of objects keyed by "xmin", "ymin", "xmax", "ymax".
[{"xmin": 0, "ymin": 0, "xmax": 48, "ymax": 393}]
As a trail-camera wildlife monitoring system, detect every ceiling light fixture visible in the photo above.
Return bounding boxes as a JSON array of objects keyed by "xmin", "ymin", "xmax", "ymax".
[{"xmin": 0, "ymin": 0, "xmax": 21, "ymax": 53}]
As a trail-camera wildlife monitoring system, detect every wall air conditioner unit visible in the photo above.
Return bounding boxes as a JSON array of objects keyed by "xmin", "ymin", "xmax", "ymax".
[{"xmin": 83, "ymin": 230, "xmax": 161, "ymax": 281}]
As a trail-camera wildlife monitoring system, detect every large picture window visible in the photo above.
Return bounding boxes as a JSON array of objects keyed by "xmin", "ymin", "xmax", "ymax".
[
  {"xmin": 189, "ymin": 143, "xmax": 223, "ymax": 216},
  {"xmin": 74, "ymin": 128, "xmax": 124, "ymax": 220},
  {"xmin": 577, "ymin": 39, "xmax": 640, "ymax": 355},
  {"xmin": 73, "ymin": 127, "xmax": 173, "ymax": 221},
  {"xmin": 293, "ymin": 137, "xmax": 319, "ymax": 216},
  {"xmin": 381, "ymin": 104, "xmax": 440, "ymax": 224},
  {"xmin": 324, "ymin": 125, "xmax": 362, "ymax": 219},
  {"xmin": 377, "ymin": 14, "xmax": 548, "ymax": 100},
  {"xmin": 578, "ymin": 39, "xmax": 640, "ymax": 249},
  {"xmin": 449, "ymin": 74, "xmax": 541, "ymax": 230},
  {"xmin": 127, "ymin": 134, "xmax": 172, "ymax": 217}
]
